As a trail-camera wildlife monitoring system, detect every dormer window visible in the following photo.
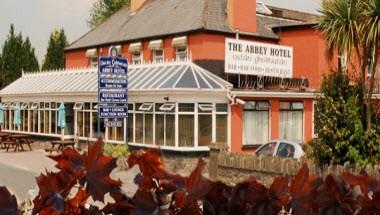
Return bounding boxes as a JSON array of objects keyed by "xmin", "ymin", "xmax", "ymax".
[
  {"xmin": 172, "ymin": 36, "xmax": 188, "ymax": 61},
  {"xmin": 129, "ymin": 42, "xmax": 143, "ymax": 64},
  {"xmin": 85, "ymin": 48, "xmax": 98, "ymax": 67},
  {"xmin": 149, "ymin": 39, "xmax": 164, "ymax": 63}
]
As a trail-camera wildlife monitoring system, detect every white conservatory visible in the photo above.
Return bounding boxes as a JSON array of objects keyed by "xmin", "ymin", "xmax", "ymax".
[{"xmin": 0, "ymin": 61, "xmax": 232, "ymax": 151}]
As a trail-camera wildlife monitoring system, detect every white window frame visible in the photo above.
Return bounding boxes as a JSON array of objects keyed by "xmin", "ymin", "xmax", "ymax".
[
  {"xmin": 139, "ymin": 103, "xmax": 153, "ymax": 111},
  {"xmin": 153, "ymin": 49, "xmax": 164, "ymax": 63},
  {"xmin": 159, "ymin": 103, "xmax": 175, "ymax": 111},
  {"xmin": 132, "ymin": 51, "xmax": 142, "ymax": 65},
  {"xmin": 243, "ymin": 101, "xmax": 271, "ymax": 145},
  {"xmin": 176, "ymin": 47, "xmax": 188, "ymax": 61}
]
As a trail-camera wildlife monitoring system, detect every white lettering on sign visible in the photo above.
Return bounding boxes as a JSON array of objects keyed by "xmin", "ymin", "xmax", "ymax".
[{"xmin": 225, "ymin": 38, "xmax": 293, "ymax": 78}]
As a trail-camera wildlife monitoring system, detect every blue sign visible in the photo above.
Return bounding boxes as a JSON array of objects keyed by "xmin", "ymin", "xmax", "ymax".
[
  {"xmin": 99, "ymin": 78, "xmax": 128, "ymax": 89},
  {"xmin": 100, "ymin": 107, "xmax": 128, "ymax": 118},
  {"xmin": 100, "ymin": 92, "xmax": 128, "ymax": 103},
  {"xmin": 98, "ymin": 54, "xmax": 128, "ymax": 120}
]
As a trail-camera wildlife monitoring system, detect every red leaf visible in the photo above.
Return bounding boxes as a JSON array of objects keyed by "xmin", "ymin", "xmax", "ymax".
[
  {"xmin": 127, "ymin": 149, "xmax": 164, "ymax": 177},
  {"xmin": 82, "ymin": 137, "xmax": 121, "ymax": 202},
  {"xmin": 0, "ymin": 186, "xmax": 19, "ymax": 215},
  {"xmin": 289, "ymin": 164, "xmax": 321, "ymax": 215},
  {"xmin": 33, "ymin": 171, "xmax": 74, "ymax": 214},
  {"xmin": 314, "ymin": 175, "xmax": 357, "ymax": 215},
  {"xmin": 66, "ymin": 187, "xmax": 89, "ymax": 209},
  {"xmin": 48, "ymin": 147, "xmax": 84, "ymax": 175},
  {"xmin": 203, "ymin": 181, "xmax": 233, "ymax": 215},
  {"xmin": 102, "ymin": 191, "xmax": 134, "ymax": 214}
]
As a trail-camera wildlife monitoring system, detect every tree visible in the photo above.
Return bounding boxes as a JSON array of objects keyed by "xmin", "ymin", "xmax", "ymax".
[
  {"xmin": 22, "ymin": 37, "xmax": 39, "ymax": 72},
  {"xmin": 0, "ymin": 24, "xmax": 24, "ymax": 88},
  {"xmin": 318, "ymin": 0, "xmax": 380, "ymax": 131},
  {"xmin": 88, "ymin": 0, "xmax": 130, "ymax": 28},
  {"xmin": 317, "ymin": 0, "xmax": 363, "ymax": 74},
  {"xmin": 362, "ymin": 0, "xmax": 380, "ymax": 130},
  {"xmin": 0, "ymin": 25, "xmax": 40, "ymax": 88},
  {"xmin": 42, "ymin": 29, "xmax": 68, "ymax": 71},
  {"xmin": 311, "ymin": 72, "xmax": 380, "ymax": 166}
]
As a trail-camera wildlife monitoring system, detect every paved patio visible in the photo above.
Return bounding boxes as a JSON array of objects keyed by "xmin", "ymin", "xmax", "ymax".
[{"xmin": 0, "ymin": 148, "xmax": 138, "ymax": 203}]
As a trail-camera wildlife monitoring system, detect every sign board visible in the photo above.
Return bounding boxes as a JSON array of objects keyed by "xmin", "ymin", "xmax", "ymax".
[
  {"xmin": 98, "ymin": 47, "xmax": 128, "ymax": 121},
  {"xmin": 100, "ymin": 92, "xmax": 128, "ymax": 103},
  {"xmin": 105, "ymin": 119, "xmax": 123, "ymax": 128},
  {"xmin": 99, "ymin": 107, "xmax": 128, "ymax": 118},
  {"xmin": 225, "ymin": 38, "xmax": 293, "ymax": 78}
]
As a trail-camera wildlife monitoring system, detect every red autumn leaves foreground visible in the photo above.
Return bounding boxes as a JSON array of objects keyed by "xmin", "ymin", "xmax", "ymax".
[{"xmin": 1, "ymin": 138, "xmax": 380, "ymax": 214}]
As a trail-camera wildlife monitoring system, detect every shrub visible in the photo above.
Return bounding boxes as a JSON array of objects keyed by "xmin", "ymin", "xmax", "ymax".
[
  {"xmin": 311, "ymin": 71, "xmax": 380, "ymax": 166},
  {"xmin": 103, "ymin": 143, "xmax": 130, "ymax": 158}
]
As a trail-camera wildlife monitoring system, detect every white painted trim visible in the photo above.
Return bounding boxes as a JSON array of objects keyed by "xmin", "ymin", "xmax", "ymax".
[{"xmin": 231, "ymin": 91, "xmax": 318, "ymax": 99}]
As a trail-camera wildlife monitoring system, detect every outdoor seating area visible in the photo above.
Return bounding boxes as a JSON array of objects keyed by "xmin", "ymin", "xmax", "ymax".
[{"xmin": 0, "ymin": 132, "xmax": 33, "ymax": 152}]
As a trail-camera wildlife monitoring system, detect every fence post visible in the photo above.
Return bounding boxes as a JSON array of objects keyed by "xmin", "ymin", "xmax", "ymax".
[{"xmin": 209, "ymin": 142, "xmax": 229, "ymax": 180}]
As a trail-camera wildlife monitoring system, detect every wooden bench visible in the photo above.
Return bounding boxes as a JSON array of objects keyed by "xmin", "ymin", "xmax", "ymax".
[
  {"xmin": 50, "ymin": 140, "xmax": 75, "ymax": 150},
  {"xmin": 2, "ymin": 140, "xmax": 19, "ymax": 152}
]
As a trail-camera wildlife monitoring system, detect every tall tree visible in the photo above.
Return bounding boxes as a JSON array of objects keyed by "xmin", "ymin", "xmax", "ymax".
[
  {"xmin": 317, "ymin": 0, "xmax": 363, "ymax": 74},
  {"xmin": 88, "ymin": 0, "xmax": 130, "ymax": 28},
  {"xmin": 362, "ymin": 0, "xmax": 380, "ymax": 130},
  {"xmin": 0, "ymin": 24, "xmax": 24, "ymax": 88},
  {"xmin": 42, "ymin": 29, "xmax": 68, "ymax": 71},
  {"xmin": 22, "ymin": 37, "xmax": 39, "ymax": 72}
]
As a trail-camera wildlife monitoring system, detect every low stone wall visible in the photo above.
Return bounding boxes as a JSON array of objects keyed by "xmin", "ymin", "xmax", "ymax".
[
  {"xmin": 162, "ymin": 152, "xmax": 209, "ymax": 177},
  {"xmin": 209, "ymin": 144, "xmax": 380, "ymax": 186}
]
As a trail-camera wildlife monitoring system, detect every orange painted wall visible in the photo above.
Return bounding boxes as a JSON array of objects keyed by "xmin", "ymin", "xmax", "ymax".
[
  {"xmin": 231, "ymin": 104, "xmax": 244, "ymax": 153},
  {"xmin": 65, "ymin": 49, "xmax": 88, "ymax": 68},
  {"xmin": 227, "ymin": 0, "xmax": 257, "ymax": 33}
]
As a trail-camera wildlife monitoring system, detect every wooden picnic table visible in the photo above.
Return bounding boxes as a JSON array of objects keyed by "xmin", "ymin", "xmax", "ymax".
[
  {"xmin": 0, "ymin": 132, "xmax": 10, "ymax": 149},
  {"xmin": 5, "ymin": 134, "xmax": 33, "ymax": 152},
  {"xmin": 50, "ymin": 140, "xmax": 75, "ymax": 150}
]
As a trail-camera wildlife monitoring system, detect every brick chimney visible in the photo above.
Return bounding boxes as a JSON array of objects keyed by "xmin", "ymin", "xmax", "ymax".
[
  {"xmin": 227, "ymin": 0, "xmax": 257, "ymax": 33},
  {"xmin": 131, "ymin": 0, "xmax": 146, "ymax": 12}
]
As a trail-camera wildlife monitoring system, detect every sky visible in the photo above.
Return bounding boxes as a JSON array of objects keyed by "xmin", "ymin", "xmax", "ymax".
[{"xmin": 0, "ymin": 0, "xmax": 321, "ymax": 65}]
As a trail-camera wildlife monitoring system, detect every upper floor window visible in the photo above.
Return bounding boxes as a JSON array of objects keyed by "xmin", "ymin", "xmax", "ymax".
[
  {"xmin": 132, "ymin": 52, "xmax": 142, "ymax": 65},
  {"xmin": 149, "ymin": 39, "xmax": 164, "ymax": 63},
  {"xmin": 128, "ymin": 42, "xmax": 142, "ymax": 64},
  {"xmin": 176, "ymin": 47, "xmax": 188, "ymax": 61},
  {"xmin": 153, "ymin": 49, "xmax": 164, "ymax": 63},
  {"xmin": 172, "ymin": 36, "xmax": 188, "ymax": 61},
  {"xmin": 85, "ymin": 48, "xmax": 98, "ymax": 67}
]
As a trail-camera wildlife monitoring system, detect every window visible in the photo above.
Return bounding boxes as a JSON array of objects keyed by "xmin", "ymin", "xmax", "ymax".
[
  {"xmin": 256, "ymin": 142, "xmax": 276, "ymax": 157},
  {"xmin": 135, "ymin": 103, "xmax": 153, "ymax": 144},
  {"xmin": 243, "ymin": 101, "xmax": 270, "ymax": 145},
  {"xmin": 139, "ymin": 103, "xmax": 153, "ymax": 111},
  {"xmin": 159, "ymin": 103, "xmax": 175, "ymax": 112},
  {"xmin": 153, "ymin": 49, "xmax": 164, "ymax": 63},
  {"xmin": 216, "ymin": 103, "xmax": 228, "ymax": 143},
  {"xmin": 31, "ymin": 103, "xmax": 39, "ymax": 110},
  {"xmin": 176, "ymin": 47, "xmax": 188, "ymax": 61},
  {"xmin": 132, "ymin": 52, "xmax": 142, "ymax": 64},
  {"xmin": 90, "ymin": 57, "xmax": 98, "ymax": 67},
  {"xmin": 74, "ymin": 103, "xmax": 83, "ymax": 110},
  {"xmin": 280, "ymin": 102, "xmax": 304, "ymax": 141},
  {"xmin": 276, "ymin": 142, "xmax": 295, "ymax": 158},
  {"xmin": 179, "ymin": 103, "xmax": 194, "ymax": 147},
  {"xmin": 198, "ymin": 103, "xmax": 212, "ymax": 146},
  {"xmin": 155, "ymin": 103, "xmax": 175, "ymax": 147}
]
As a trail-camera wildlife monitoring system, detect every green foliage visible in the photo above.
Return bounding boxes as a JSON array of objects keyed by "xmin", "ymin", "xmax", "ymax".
[
  {"xmin": 0, "ymin": 24, "xmax": 39, "ymax": 88},
  {"xmin": 103, "ymin": 143, "xmax": 130, "ymax": 157},
  {"xmin": 42, "ymin": 29, "xmax": 68, "ymax": 71},
  {"xmin": 88, "ymin": 0, "xmax": 130, "ymax": 28},
  {"xmin": 311, "ymin": 72, "xmax": 380, "ymax": 166}
]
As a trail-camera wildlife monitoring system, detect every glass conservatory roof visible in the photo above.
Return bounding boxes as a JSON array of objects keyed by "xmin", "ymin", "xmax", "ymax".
[{"xmin": 0, "ymin": 61, "xmax": 232, "ymax": 97}]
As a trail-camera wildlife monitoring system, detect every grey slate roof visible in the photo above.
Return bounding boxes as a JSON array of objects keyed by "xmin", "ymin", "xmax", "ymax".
[{"xmin": 66, "ymin": 0, "xmax": 307, "ymax": 50}]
